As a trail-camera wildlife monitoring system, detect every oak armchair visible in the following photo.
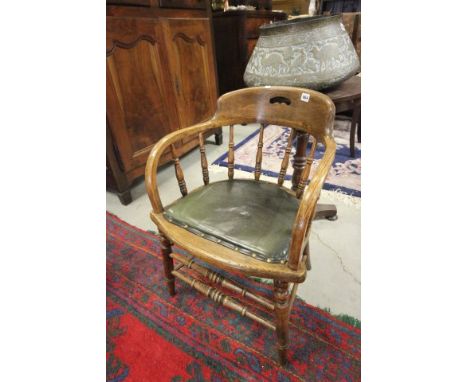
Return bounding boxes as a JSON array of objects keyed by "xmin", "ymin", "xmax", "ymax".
[{"xmin": 145, "ymin": 86, "xmax": 336, "ymax": 365}]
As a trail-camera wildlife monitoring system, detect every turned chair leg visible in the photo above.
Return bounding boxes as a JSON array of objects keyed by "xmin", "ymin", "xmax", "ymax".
[
  {"xmin": 161, "ymin": 235, "xmax": 175, "ymax": 296},
  {"xmin": 274, "ymin": 280, "xmax": 290, "ymax": 365}
]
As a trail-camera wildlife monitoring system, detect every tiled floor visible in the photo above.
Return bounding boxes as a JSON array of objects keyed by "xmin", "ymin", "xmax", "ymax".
[{"xmin": 106, "ymin": 124, "xmax": 361, "ymax": 319}]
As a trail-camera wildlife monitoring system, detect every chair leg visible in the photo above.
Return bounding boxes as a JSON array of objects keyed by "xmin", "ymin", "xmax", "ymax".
[
  {"xmin": 274, "ymin": 280, "xmax": 290, "ymax": 365},
  {"xmin": 160, "ymin": 235, "xmax": 175, "ymax": 296}
]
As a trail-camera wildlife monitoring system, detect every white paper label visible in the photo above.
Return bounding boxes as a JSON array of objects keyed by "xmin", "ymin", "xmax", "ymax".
[{"xmin": 300, "ymin": 93, "xmax": 310, "ymax": 102}]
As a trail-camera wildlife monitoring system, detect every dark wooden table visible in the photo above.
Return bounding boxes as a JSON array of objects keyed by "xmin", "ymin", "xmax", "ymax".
[
  {"xmin": 325, "ymin": 75, "xmax": 361, "ymax": 157},
  {"xmin": 293, "ymin": 75, "xmax": 361, "ymax": 220}
]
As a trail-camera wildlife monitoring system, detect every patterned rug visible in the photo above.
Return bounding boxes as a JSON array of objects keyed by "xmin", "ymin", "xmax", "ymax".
[
  {"xmin": 212, "ymin": 121, "xmax": 361, "ymax": 197},
  {"xmin": 107, "ymin": 212, "xmax": 361, "ymax": 381}
]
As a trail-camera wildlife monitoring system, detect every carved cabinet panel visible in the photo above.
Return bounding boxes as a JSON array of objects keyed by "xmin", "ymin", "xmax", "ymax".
[
  {"xmin": 162, "ymin": 18, "xmax": 218, "ymax": 129},
  {"xmin": 107, "ymin": 17, "xmax": 178, "ymax": 172}
]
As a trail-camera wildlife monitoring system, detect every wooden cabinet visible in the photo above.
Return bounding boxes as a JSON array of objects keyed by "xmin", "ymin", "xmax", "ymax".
[
  {"xmin": 107, "ymin": 17, "xmax": 177, "ymax": 175},
  {"xmin": 212, "ymin": 10, "xmax": 287, "ymax": 95},
  {"xmin": 106, "ymin": 1, "xmax": 222, "ymax": 205},
  {"xmin": 318, "ymin": 0, "xmax": 361, "ymax": 14}
]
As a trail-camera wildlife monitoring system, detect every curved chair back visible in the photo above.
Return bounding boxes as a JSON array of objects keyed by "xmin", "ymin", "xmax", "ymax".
[{"xmin": 214, "ymin": 86, "xmax": 335, "ymax": 141}]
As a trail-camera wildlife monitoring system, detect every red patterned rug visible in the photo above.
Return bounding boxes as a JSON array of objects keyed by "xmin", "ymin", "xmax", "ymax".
[{"xmin": 106, "ymin": 212, "xmax": 360, "ymax": 382}]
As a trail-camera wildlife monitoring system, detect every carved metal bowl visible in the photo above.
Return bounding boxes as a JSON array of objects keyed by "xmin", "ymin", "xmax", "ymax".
[{"xmin": 244, "ymin": 15, "xmax": 360, "ymax": 90}]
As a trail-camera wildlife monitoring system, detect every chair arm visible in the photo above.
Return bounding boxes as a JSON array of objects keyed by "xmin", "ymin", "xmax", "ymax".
[
  {"xmin": 145, "ymin": 120, "xmax": 217, "ymax": 214},
  {"xmin": 288, "ymin": 136, "xmax": 337, "ymax": 270}
]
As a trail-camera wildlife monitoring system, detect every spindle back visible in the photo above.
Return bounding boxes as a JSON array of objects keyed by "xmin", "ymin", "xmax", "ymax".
[{"xmin": 165, "ymin": 86, "xmax": 336, "ymax": 200}]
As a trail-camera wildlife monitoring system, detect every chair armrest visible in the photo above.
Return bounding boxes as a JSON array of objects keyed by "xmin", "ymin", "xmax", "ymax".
[
  {"xmin": 288, "ymin": 136, "xmax": 337, "ymax": 269},
  {"xmin": 145, "ymin": 120, "xmax": 216, "ymax": 214}
]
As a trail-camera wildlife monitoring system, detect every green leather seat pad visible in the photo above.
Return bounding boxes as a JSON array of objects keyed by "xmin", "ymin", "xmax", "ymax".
[{"xmin": 163, "ymin": 179, "xmax": 300, "ymax": 263}]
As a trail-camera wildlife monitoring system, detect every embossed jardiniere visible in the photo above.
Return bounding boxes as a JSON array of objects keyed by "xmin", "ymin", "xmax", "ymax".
[{"xmin": 244, "ymin": 15, "xmax": 360, "ymax": 90}]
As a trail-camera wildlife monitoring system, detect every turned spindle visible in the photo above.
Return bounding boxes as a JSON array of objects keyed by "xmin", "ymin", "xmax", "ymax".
[
  {"xmin": 228, "ymin": 125, "xmax": 235, "ymax": 180},
  {"xmin": 170, "ymin": 144, "xmax": 187, "ymax": 196},
  {"xmin": 254, "ymin": 124, "xmax": 265, "ymax": 180},
  {"xmin": 296, "ymin": 138, "xmax": 317, "ymax": 199},
  {"xmin": 170, "ymin": 253, "xmax": 274, "ymax": 310},
  {"xmin": 198, "ymin": 133, "xmax": 209, "ymax": 185},
  {"xmin": 278, "ymin": 128, "xmax": 296, "ymax": 186},
  {"xmin": 291, "ymin": 131, "xmax": 309, "ymax": 191},
  {"xmin": 172, "ymin": 269, "xmax": 276, "ymax": 330}
]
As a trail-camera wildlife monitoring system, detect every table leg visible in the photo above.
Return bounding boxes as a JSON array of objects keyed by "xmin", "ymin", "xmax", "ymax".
[
  {"xmin": 215, "ymin": 128, "xmax": 223, "ymax": 145},
  {"xmin": 314, "ymin": 204, "xmax": 338, "ymax": 220},
  {"xmin": 357, "ymin": 112, "xmax": 361, "ymax": 143},
  {"xmin": 350, "ymin": 102, "xmax": 361, "ymax": 158},
  {"xmin": 291, "ymin": 131, "xmax": 308, "ymax": 191},
  {"xmin": 291, "ymin": 131, "xmax": 337, "ymax": 221}
]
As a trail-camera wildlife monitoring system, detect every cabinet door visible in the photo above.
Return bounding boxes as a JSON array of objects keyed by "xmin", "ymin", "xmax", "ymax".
[
  {"xmin": 106, "ymin": 17, "xmax": 178, "ymax": 173},
  {"xmin": 161, "ymin": 18, "xmax": 218, "ymax": 131}
]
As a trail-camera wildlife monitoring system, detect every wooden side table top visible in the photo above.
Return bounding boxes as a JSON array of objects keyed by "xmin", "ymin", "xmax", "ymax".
[{"xmin": 324, "ymin": 75, "xmax": 361, "ymax": 103}]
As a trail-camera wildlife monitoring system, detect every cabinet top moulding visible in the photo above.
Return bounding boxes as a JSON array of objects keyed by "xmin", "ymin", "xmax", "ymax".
[
  {"xmin": 107, "ymin": 0, "xmax": 153, "ymax": 7},
  {"xmin": 212, "ymin": 9, "xmax": 286, "ymax": 17}
]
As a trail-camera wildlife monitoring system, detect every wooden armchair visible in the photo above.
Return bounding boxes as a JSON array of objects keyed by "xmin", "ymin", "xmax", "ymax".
[{"xmin": 145, "ymin": 86, "xmax": 336, "ymax": 365}]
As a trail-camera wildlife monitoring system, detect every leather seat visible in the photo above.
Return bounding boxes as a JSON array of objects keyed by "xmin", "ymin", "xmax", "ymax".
[{"xmin": 164, "ymin": 179, "xmax": 300, "ymax": 264}]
